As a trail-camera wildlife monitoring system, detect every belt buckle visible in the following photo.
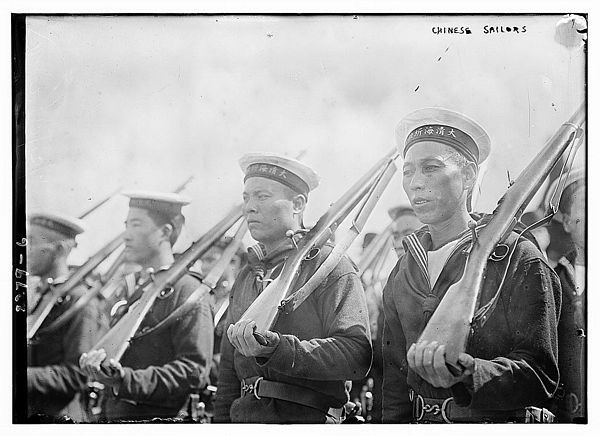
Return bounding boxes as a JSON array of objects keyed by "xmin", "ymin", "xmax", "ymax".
[
  {"xmin": 440, "ymin": 397, "xmax": 454, "ymax": 423},
  {"xmin": 413, "ymin": 394, "xmax": 453, "ymax": 423},
  {"xmin": 414, "ymin": 394, "xmax": 425, "ymax": 422},
  {"xmin": 253, "ymin": 377, "xmax": 263, "ymax": 400},
  {"xmin": 241, "ymin": 377, "xmax": 263, "ymax": 400}
]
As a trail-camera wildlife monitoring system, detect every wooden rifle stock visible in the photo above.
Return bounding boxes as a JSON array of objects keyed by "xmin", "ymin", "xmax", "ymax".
[
  {"xmin": 239, "ymin": 149, "xmax": 399, "ymax": 338},
  {"xmin": 418, "ymin": 103, "xmax": 585, "ymax": 368},
  {"xmin": 91, "ymin": 204, "xmax": 243, "ymax": 362}
]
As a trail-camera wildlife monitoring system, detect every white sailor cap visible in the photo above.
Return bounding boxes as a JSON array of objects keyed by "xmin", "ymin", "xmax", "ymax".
[
  {"xmin": 543, "ymin": 167, "xmax": 585, "ymax": 216},
  {"xmin": 239, "ymin": 153, "xmax": 320, "ymax": 196},
  {"xmin": 123, "ymin": 190, "xmax": 191, "ymax": 219},
  {"xmin": 28, "ymin": 212, "xmax": 86, "ymax": 239},
  {"xmin": 396, "ymin": 107, "xmax": 491, "ymax": 164}
]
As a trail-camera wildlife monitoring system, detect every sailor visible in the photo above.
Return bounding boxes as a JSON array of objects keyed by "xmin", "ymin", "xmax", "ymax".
[
  {"xmin": 213, "ymin": 153, "xmax": 372, "ymax": 423},
  {"xmin": 382, "ymin": 108, "xmax": 561, "ymax": 423},
  {"xmin": 78, "ymin": 191, "xmax": 213, "ymax": 422},
  {"xmin": 388, "ymin": 206, "xmax": 423, "ymax": 258},
  {"xmin": 27, "ymin": 212, "xmax": 109, "ymax": 420},
  {"xmin": 549, "ymin": 168, "xmax": 586, "ymax": 423},
  {"xmin": 199, "ymin": 237, "xmax": 247, "ymax": 386}
]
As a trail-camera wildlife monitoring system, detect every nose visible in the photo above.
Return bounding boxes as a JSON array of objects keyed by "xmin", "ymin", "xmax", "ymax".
[
  {"xmin": 123, "ymin": 229, "xmax": 133, "ymax": 243},
  {"xmin": 407, "ymin": 169, "xmax": 425, "ymax": 191},
  {"xmin": 243, "ymin": 197, "xmax": 258, "ymax": 215}
]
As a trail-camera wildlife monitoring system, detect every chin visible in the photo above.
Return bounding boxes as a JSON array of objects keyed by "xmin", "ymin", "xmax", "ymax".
[{"xmin": 248, "ymin": 228, "xmax": 264, "ymax": 242}]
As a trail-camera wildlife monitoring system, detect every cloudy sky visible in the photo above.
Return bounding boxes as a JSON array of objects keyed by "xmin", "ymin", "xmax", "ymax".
[{"xmin": 24, "ymin": 14, "xmax": 586, "ymax": 264}]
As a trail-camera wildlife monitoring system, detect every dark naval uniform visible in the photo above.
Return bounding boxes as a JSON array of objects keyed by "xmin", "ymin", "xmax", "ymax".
[
  {"xmin": 213, "ymin": 243, "xmax": 372, "ymax": 423},
  {"xmin": 28, "ymin": 280, "xmax": 109, "ymax": 419},
  {"xmin": 553, "ymin": 251, "xmax": 586, "ymax": 423},
  {"xmin": 101, "ymin": 273, "xmax": 213, "ymax": 421},
  {"xmin": 382, "ymin": 225, "xmax": 561, "ymax": 423}
]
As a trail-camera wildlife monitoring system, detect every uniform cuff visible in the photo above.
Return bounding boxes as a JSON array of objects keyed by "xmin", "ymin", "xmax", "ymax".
[{"xmin": 254, "ymin": 332, "xmax": 290, "ymax": 368}]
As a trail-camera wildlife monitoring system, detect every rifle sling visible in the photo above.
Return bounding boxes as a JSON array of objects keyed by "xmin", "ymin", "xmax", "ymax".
[
  {"xmin": 278, "ymin": 247, "xmax": 343, "ymax": 315},
  {"xmin": 130, "ymin": 287, "xmax": 210, "ymax": 340},
  {"xmin": 472, "ymin": 211, "xmax": 555, "ymax": 332}
]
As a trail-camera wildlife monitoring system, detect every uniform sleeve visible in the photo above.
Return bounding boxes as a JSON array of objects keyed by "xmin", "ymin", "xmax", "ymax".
[
  {"xmin": 27, "ymin": 364, "xmax": 88, "ymax": 397},
  {"xmin": 381, "ymin": 263, "xmax": 413, "ymax": 423},
  {"xmin": 116, "ymin": 286, "xmax": 214, "ymax": 407},
  {"xmin": 255, "ymin": 266, "xmax": 372, "ymax": 381},
  {"xmin": 453, "ymin": 256, "xmax": 562, "ymax": 410},
  {"xmin": 212, "ymin": 312, "xmax": 240, "ymax": 423},
  {"xmin": 28, "ymin": 295, "xmax": 108, "ymax": 399}
]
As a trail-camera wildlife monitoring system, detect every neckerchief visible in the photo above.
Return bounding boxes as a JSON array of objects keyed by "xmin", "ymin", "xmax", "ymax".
[
  {"xmin": 247, "ymin": 239, "xmax": 296, "ymax": 289},
  {"xmin": 401, "ymin": 222, "xmax": 484, "ymax": 324}
]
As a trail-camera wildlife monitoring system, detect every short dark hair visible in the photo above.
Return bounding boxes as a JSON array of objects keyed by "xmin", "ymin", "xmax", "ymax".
[
  {"xmin": 559, "ymin": 180, "xmax": 585, "ymax": 215},
  {"xmin": 145, "ymin": 209, "xmax": 185, "ymax": 246}
]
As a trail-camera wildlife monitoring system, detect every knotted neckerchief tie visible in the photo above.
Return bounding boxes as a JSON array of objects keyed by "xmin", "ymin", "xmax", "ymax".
[{"xmin": 247, "ymin": 239, "xmax": 296, "ymax": 292}]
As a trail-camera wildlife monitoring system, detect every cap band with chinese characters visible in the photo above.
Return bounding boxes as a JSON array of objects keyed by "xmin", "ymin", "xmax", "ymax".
[
  {"xmin": 244, "ymin": 163, "xmax": 310, "ymax": 196},
  {"xmin": 404, "ymin": 124, "xmax": 479, "ymax": 163},
  {"xmin": 239, "ymin": 153, "xmax": 320, "ymax": 197}
]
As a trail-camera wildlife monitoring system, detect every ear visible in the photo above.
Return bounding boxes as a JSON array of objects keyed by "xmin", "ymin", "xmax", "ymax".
[
  {"xmin": 292, "ymin": 194, "xmax": 307, "ymax": 214},
  {"xmin": 562, "ymin": 214, "xmax": 573, "ymax": 234},
  {"xmin": 462, "ymin": 162, "xmax": 478, "ymax": 191},
  {"xmin": 160, "ymin": 223, "xmax": 174, "ymax": 242},
  {"xmin": 54, "ymin": 240, "xmax": 73, "ymax": 257}
]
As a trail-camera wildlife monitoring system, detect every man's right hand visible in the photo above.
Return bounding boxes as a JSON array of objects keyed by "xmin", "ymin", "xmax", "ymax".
[{"xmin": 79, "ymin": 349, "xmax": 124, "ymax": 387}]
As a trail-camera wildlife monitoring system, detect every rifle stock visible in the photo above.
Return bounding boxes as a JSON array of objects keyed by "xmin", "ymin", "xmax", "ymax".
[
  {"xmin": 418, "ymin": 103, "xmax": 585, "ymax": 367},
  {"xmin": 92, "ymin": 204, "xmax": 243, "ymax": 362},
  {"xmin": 239, "ymin": 149, "xmax": 399, "ymax": 336}
]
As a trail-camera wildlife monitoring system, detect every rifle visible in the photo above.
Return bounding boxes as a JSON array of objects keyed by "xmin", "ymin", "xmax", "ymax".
[
  {"xmin": 91, "ymin": 204, "xmax": 243, "ymax": 362},
  {"xmin": 28, "ymin": 176, "xmax": 195, "ymax": 340},
  {"xmin": 418, "ymin": 103, "xmax": 585, "ymax": 370},
  {"xmin": 78, "ymin": 186, "xmax": 123, "ymax": 219},
  {"xmin": 358, "ymin": 224, "xmax": 393, "ymax": 282},
  {"xmin": 238, "ymin": 149, "xmax": 399, "ymax": 341},
  {"xmin": 37, "ymin": 251, "xmax": 130, "ymax": 335},
  {"xmin": 27, "ymin": 234, "xmax": 123, "ymax": 340}
]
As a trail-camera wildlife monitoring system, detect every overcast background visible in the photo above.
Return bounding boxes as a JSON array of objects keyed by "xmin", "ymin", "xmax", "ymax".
[{"xmin": 25, "ymin": 14, "xmax": 586, "ymax": 265}]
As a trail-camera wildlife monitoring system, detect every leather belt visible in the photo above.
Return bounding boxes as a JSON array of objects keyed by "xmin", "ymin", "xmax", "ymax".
[
  {"xmin": 241, "ymin": 376, "xmax": 343, "ymax": 420},
  {"xmin": 409, "ymin": 389, "xmax": 554, "ymax": 423}
]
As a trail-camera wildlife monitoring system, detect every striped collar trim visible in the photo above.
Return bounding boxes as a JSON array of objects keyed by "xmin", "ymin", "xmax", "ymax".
[
  {"xmin": 248, "ymin": 243, "xmax": 266, "ymax": 261},
  {"xmin": 402, "ymin": 223, "xmax": 486, "ymax": 289}
]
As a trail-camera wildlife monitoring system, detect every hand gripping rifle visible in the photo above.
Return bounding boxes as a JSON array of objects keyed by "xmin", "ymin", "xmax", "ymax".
[
  {"xmin": 418, "ymin": 103, "xmax": 585, "ymax": 372},
  {"xmin": 90, "ymin": 204, "xmax": 243, "ymax": 362},
  {"xmin": 27, "ymin": 176, "xmax": 195, "ymax": 340},
  {"xmin": 238, "ymin": 149, "xmax": 399, "ymax": 343}
]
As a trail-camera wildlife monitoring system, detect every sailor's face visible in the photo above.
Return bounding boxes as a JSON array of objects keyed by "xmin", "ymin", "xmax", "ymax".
[
  {"xmin": 391, "ymin": 214, "xmax": 422, "ymax": 257},
  {"xmin": 242, "ymin": 177, "xmax": 296, "ymax": 245},
  {"xmin": 123, "ymin": 208, "xmax": 163, "ymax": 264},
  {"xmin": 27, "ymin": 225, "xmax": 58, "ymax": 276},
  {"xmin": 402, "ymin": 142, "xmax": 469, "ymax": 226}
]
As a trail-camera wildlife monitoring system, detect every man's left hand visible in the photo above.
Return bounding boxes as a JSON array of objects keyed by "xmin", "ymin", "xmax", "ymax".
[
  {"xmin": 227, "ymin": 320, "xmax": 279, "ymax": 358},
  {"xmin": 407, "ymin": 341, "xmax": 475, "ymax": 389}
]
